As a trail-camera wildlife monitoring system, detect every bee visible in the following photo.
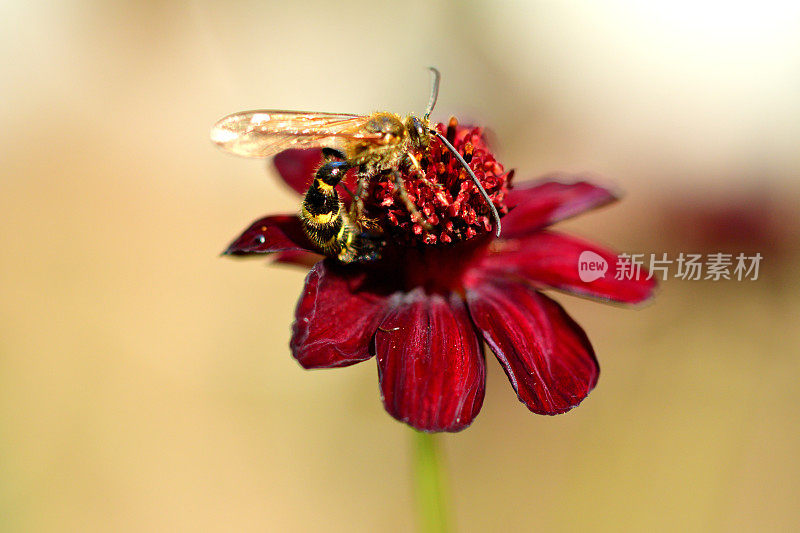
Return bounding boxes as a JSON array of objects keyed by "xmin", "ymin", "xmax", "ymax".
[{"xmin": 210, "ymin": 68, "xmax": 500, "ymax": 263}]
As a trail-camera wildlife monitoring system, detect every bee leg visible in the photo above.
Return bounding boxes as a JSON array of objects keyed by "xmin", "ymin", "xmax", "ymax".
[
  {"xmin": 406, "ymin": 151, "xmax": 424, "ymax": 175},
  {"xmin": 405, "ymin": 151, "xmax": 441, "ymax": 192},
  {"xmin": 335, "ymin": 212, "xmax": 384, "ymax": 264},
  {"xmin": 392, "ymin": 169, "xmax": 433, "ymax": 231},
  {"xmin": 349, "ymin": 170, "xmax": 370, "ymax": 220},
  {"xmin": 339, "ymin": 183, "xmax": 356, "ymax": 200}
]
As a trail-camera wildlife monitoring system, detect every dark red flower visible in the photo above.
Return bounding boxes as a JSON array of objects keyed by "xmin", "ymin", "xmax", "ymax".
[{"xmin": 224, "ymin": 120, "xmax": 656, "ymax": 432}]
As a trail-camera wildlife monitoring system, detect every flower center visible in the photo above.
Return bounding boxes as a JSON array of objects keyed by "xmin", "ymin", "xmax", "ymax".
[{"xmin": 365, "ymin": 118, "xmax": 510, "ymax": 246}]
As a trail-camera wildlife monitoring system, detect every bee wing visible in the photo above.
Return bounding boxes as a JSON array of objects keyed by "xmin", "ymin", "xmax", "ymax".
[{"xmin": 210, "ymin": 110, "xmax": 380, "ymax": 158}]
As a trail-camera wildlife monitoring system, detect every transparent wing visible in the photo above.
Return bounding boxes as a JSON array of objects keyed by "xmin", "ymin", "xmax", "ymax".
[{"xmin": 210, "ymin": 110, "xmax": 379, "ymax": 158}]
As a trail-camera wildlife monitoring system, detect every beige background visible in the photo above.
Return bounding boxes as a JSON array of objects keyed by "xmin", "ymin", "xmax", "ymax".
[{"xmin": 1, "ymin": 1, "xmax": 799, "ymax": 531}]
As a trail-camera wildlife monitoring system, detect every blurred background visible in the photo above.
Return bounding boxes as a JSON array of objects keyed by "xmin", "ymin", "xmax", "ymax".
[{"xmin": 1, "ymin": 1, "xmax": 798, "ymax": 531}]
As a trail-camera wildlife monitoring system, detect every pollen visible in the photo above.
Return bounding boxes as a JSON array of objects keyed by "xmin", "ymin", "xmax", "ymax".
[{"xmin": 366, "ymin": 118, "xmax": 510, "ymax": 246}]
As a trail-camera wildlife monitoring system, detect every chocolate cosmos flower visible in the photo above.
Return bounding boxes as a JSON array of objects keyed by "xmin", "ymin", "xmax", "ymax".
[{"xmin": 224, "ymin": 121, "xmax": 655, "ymax": 432}]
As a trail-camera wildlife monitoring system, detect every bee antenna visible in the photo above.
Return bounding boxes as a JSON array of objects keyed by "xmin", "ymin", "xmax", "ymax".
[
  {"xmin": 429, "ymin": 128, "xmax": 501, "ymax": 237},
  {"xmin": 424, "ymin": 67, "xmax": 441, "ymax": 121}
]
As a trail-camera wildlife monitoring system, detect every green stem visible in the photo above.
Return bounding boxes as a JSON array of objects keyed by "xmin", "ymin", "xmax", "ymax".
[{"xmin": 412, "ymin": 431, "xmax": 450, "ymax": 533}]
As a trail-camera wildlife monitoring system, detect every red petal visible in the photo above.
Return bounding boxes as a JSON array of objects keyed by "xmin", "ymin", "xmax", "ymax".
[
  {"xmin": 483, "ymin": 230, "xmax": 656, "ymax": 304},
  {"xmin": 503, "ymin": 177, "xmax": 618, "ymax": 238},
  {"xmin": 291, "ymin": 261, "xmax": 390, "ymax": 369},
  {"xmin": 274, "ymin": 149, "xmax": 323, "ymax": 195},
  {"xmin": 467, "ymin": 279, "xmax": 598, "ymax": 415},
  {"xmin": 223, "ymin": 215, "xmax": 317, "ymax": 256},
  {"xmin": 375, "ymin": 289, "xmax": 485, "ymax": 432}
]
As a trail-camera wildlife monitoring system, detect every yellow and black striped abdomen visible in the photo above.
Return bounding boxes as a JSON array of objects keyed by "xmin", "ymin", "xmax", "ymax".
[
  {"xmin": 301, "ymin": 179, "xmax": 346, "ymax": 252},
  {"xmin": 300, "ymin": 161, "xmax": 381, "ymax": 263}
]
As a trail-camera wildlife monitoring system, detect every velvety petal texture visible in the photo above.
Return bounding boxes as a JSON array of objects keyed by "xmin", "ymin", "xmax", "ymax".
[
  {"xmin": 481, "ymin": 230, "xmax": 656, "ymax": 304},
  {"xmin": 291, "ymin": 261, "xmax": 389, "ymax": 369},
  {"xmin": 503, "ymin": 178, "xmax": 618, "ymax": 238},
  {"xmin": 375, "ymin": 289, "xmax": 485, "ymax": 432},
  {"xmin": 467, "ymin": 278, "xmax": 598, "ymax": 415},
  {"xmin": 223, "ymin": 215, "xmax": 316, "ymax": 256}
]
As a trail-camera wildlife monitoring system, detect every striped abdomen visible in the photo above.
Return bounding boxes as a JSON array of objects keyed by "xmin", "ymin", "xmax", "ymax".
[{"xmin": 300, "ymin": 161, "xmax": 380, "ymax": 263}]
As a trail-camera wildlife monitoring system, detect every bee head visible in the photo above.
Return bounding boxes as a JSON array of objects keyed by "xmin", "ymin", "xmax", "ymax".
[{"xmin": 405, "ymin": 115, "xmax": 430, "ymax": 151}]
